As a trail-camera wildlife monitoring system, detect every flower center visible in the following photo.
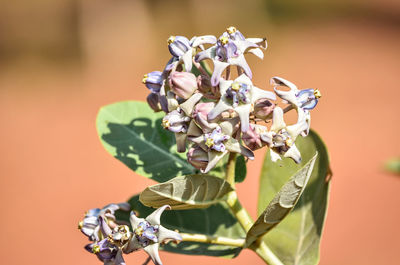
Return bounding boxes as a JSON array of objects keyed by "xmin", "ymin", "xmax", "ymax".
[
  {"xmin": 204, "ymin": 127, "xmax": 229, "ymax": 152},
  {"xmin": 167, "ymin": 36, "xmax": 176, "ymax": 45},
  {"xmin": 135, "ymin": 221, "xmax": 159, "ymax": 247},
  {"xmin": 313, "ymin": 89, "xmax": 321, "ymax": 99},
  {"xmin": 226, "ymin": 82, "xmax": 251, "ymax": 107},
  {"xmin": 226, "ymin": 26, "xmax": 237, "ymax": 34},
  {"xmin": 92, "ymin": 244, "xmax": 100, "ymax": 254},
  {"xmin": 219, "ymin": 36, "xmax": 229, "ymax": 45},
  {"xmin": 162, "ymin": 119, "xmax": 170, "ymax": 129},
  {"xmin": 142, "ymin": 74, "xmax": 148, "ymax": 84}
]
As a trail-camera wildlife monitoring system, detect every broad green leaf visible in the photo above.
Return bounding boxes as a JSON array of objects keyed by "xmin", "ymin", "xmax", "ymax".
[
  {"xmin": 257, "ymin": 130, "xmax": 330, "ymax": 265},
  {"xmin": 139, "ymin": 174, "xmax": 233, "ymax": 210},
  {"xmin": 96, "ymin": 101, "xmax": 195, "ymax": 182},
  {"xmin": 235, "ymin": 155, "xmax": 247, "ymax": 183},
  {"xmin": 384, "ymin": 158, "xmax": 400, "ymax": 175},
  {"xmin": 116, "ymin": 195, "xmax": 246, "ymax": 258},
  {"xmin": 245, "ymin": 153, "xmax": 317, "ymax": 248}
]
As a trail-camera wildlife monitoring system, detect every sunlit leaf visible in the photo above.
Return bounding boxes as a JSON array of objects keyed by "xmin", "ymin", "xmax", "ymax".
[
  {"xmin": 139, "ymin": 174, "xmax": 233, "ymax": 210},
  {"xmin": 96, "ymin": 101, "xmax": 195, "ymax": 182},
  {"xmin": 384, "ymin": 158, "xmax": 400, "ymax": 175},
  {"xmin": 257, "ymin": 130, "xmax": 330, "ymax": 265},
  {"xmin": 245, "ymin": 153, "xmax": 317, "ymax": 247}
]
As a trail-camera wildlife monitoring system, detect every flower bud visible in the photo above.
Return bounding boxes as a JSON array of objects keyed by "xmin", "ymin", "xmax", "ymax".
[
  {"xmin": 146, "ymin": 93, "xmax": 162, "ymax": 112},
  {"xmin": 143, "ymin": 71, "xmax": 163, "ymax": 93},
  {"xmin": 253, "ymin": 99, "xmax": 275, "ymax": 120},
  {"xmin": 168, "ymin": 36, "xmax": 191, "ymax": 57},
  {"xmin": 168, "ymin": 72, "xmax": 198, "ymax": 99},
  {"xmin": 242, "ymin": 124, "xmax": 267, "ymax": 151},
  {"xmin": 187, "ymin": 146, "xmax": 208, "ymax": 171},
  {"xmin": 197, "ymin": 74, "xmax": 212, "ymax": 94}
]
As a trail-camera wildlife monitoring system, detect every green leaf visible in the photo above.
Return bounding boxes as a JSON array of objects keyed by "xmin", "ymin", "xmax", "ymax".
[
  {"xmin": 96, "ymin": 101, "xmax": 196, "ymax": 182},
  {"xmin": 139, "ymin": 174, "xmax": 233, "ymax": 210},
  {"xmin": 384, "ymin": 158, "xmax": 400, "ymax": 175},
  {"xmin": 235, "ymin": 155, "xmax": 247, "ymax": 183},
  {"xmin": 245, "ymin": 153, "xmax": 317, "ymax": 248},
  {"xmin": 257, "ymin": 130, "xmax": 330, "ymax": 265},
  {"xmin": 116, "ymin": 195, "xmax": 246, "ymax": 258}
]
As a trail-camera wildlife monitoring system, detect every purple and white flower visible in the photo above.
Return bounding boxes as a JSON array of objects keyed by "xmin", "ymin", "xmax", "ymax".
[
  {"xmin": 208, "ymin": 74, "xmax": 276, "ymax": 132},
  {"xmin": 124, "ymin": 205, "xmax": 182, "ymax": 265}
]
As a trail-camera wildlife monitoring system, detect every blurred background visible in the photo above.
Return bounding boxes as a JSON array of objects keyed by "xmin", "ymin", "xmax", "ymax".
[{"xmin": 0, "ymin": 0, "xmax": 399, "ymax": 264}]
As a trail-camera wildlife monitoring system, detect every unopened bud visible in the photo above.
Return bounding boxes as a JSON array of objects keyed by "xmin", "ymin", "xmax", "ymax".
[
  {"xmin": 197, "ymin": 74, "xmax": 212, "ymax": 94},
  {"xmin": 253, "ymin": 99, "xmax": 275, "ymax": 120},
  {"xmin": 168, "ymin": 72, "xmax": 198, "ymax": 99},
  {"xmin": 187, "ymin": 146, "xmax": 208, "ymax": 171},
  {"xmin": 146, "ymin": 93, "xmax": 162, "ymax": 112},
  {"xmin": 242, "ymin": 124, "xmax": 266, "ymax": 151}
]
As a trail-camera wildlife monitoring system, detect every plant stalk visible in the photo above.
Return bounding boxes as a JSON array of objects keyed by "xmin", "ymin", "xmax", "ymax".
[
  {"xmin": 224, "ymin": 151, "xmax": 284, "ymax": 265},
  {"xmin": 180, "ymin": 233, "xmax": 245, "ymax": 247}
]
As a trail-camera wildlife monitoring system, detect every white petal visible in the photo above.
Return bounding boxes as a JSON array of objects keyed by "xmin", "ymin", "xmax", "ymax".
[
  {"xmin": 158, "ymin": 225, "xmax": 182, "ymax": 243},
  {"xmin": 219, "ymin": 117, "xmax": 239, "ymax": 136},
  {"xmin": 248, "ymin": 48, "xmax": 264, "ymax": 59},
  {"xmin": 191, "ymin": 35, "xmax": 217, "ymax": 47},
  {"xmin": 284, "ymin": 144, "xmax": 302, "ymax": 163},
  {"xmin": 287, "ymin": 118, "xmax": 309, "ymax": 140},
  {"xmin": 246, "ymin": 37, "xmax": 267, "ymax": 49},
  {"xmin": 211, "ymin": 61, "xmax": 230, "ymax": 86},
  {"xmin": 144, "ymin": 243, "xmax": 162, "ymax": 265},
  {"xmin": 182, "ymin": 50, "xmax": 193, "ymax": 72},
  {"xmin": 208, "ymin": 100, "xmax": 231, "ymax": 120},
  {"xmin": 195, "ymin": 47, "xmax": 214, "ymax": 61},
  {"xmin": 146, "ymin": 205, "xmax": 170, "ymax": 225},
  {"xmin": 180, "ymin": 92, "xmax": 203, "ymax": 116},
  {"xmin": 270, "ymin": 149, "xmax": 282, "ymax": 162},
  {"xmin": 270, "ymin": 107, "xmax": 286, "ymax": 132},
  {"xmin": 230, "ymin": 55, "xmax": 252, "ymax": 79},
  {"xmin": 235, "ymin": 104, "xmax": 252, "ymax": 132},
  {"xmin": 270, "ymin": 76, "xmax": 298, "ymax": 91},
  {"xmin": 234, "ymin": 73, "xmax": 252, "ymax": 85},
  {"xmin": 129, "ymin": 211, "xmax": 142, "ymax": 228},
  {"xmin": 202, "ymin": 150, "xmax": 227, "ymax": 173},
  {"xmin": 218, "ymin": 79, "xmax": 233, "ymax": 95},
  {"xmin": 251, "ymin": 86, "xmax": 276, "ymax": 102}
]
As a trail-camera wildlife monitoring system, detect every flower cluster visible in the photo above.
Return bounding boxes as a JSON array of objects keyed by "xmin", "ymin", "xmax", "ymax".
[
  {"xmin": 79, "ymin": 204, "xmax": 181, "ymax": 265},
  {"xmin": 143, "ymin": 26, "xmax": 321, "ymax": 172}
]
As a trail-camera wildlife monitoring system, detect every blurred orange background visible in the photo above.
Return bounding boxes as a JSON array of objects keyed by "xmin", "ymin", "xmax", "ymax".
[{"xmin": 1, "ymin": 0, "xmax": 399, "ymax": 264}]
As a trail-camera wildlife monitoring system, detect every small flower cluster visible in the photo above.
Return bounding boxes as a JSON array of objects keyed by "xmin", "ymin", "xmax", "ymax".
[
  {"xmin": 79, "ymin": 203, "xmax": 181, "ymax": 265},
  {"xmin": 143, "ymin": 26, "xmax": 321, "ymax": 172}
]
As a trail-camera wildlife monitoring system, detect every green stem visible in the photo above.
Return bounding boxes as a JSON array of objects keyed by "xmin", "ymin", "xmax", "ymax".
[
  {"xmin": 180, "ymin": 233, "xmax": 245, "ymax": 247},
  {"xmin": 250, "ymin": 239, "xmax": 284, "ymax": 265},
  {"xmin": 225, "ymin": 152, "xmax": 237, "ymax": 187},
  {"xmin": 224, "ymin": 152, "xmax": 284, "ymax": 265}
]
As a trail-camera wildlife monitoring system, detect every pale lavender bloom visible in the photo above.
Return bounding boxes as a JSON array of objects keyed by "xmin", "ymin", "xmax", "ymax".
[
  {"xmin": 208, "ymin": 74, "xmax": 276, "ymax": 132},
  {"xmin": 271, "ymin": 77, "xmax": 321, "ymax": 136},
  {"xmin": 167, "ymin": 35, "xmax": 217, "ymax": 72},
  {"xmin": 143, "ymin": 71, "xmax": 164, "ymax": 93},
  {"xmin": 79, "ymin": 203, "xmax": 130, "ymax": 241},
  {"xmin": 188, "ymin": 118, "xmax": 254, "ymax": 173},
  {"xmin": 261, "ymin": 107, "xmax": 309, "ymax": 163},
  {"xmin": 195, "ymin": 27, "xmax": 266, "ymax": 86},
  {"xmin": 85, "ymin": 239, "xmax": 123, "ymax": 265},
  {"xmin": 204, "ymin": 126, "xmax": 230, "ymax": 152},
  {"xmin": 162, "ymin": 109, "xmax": 191, "ymax": 133},
  {"xmin": 124, "ymin": 205, "xmax": 182, "ymax": 265},
  {"xmin": 84, "ymin": 215, "xmax": 131, "ymax": 265}
]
